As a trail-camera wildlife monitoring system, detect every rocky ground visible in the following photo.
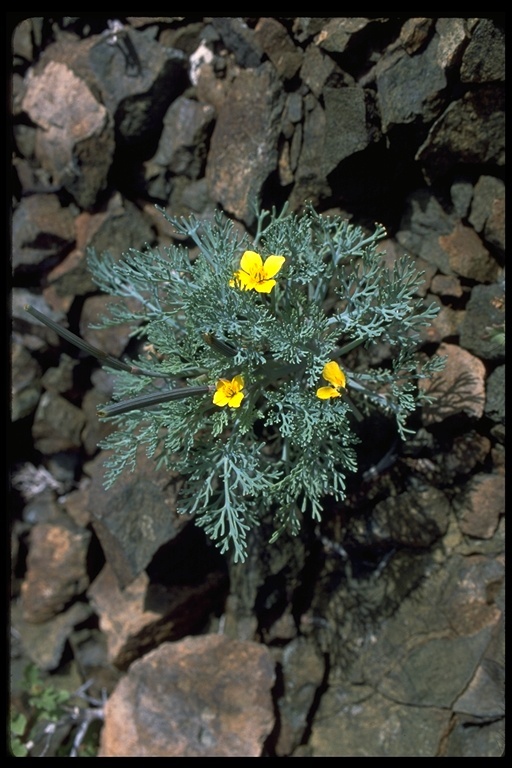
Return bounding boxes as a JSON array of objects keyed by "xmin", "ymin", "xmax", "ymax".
[{"xmin": 10, "ymin": 16, "xmax": 504, "ymax": 757}]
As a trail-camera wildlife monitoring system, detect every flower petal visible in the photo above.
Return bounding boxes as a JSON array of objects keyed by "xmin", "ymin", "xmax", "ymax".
[
  {"xmin": 240, "ymin": 250, "xmax": 263, "ymax": 276},
  {"xmin": 262, "ymin": 255, "xmax": 286, "ymax": 279},
  {"xmin": 254, "ymin": 279, "xmax": 277, "ymax": 293},
  {"xmin": 228, "ymin": 391, "xmax": 244, "ymax": 408},
  {"xmin": 232, "ymin": 374, "xmax": 244, "ymax": 392},
  {"xmin": 231, "ymin": 270, "xmax": 253, "ymax": 290},
  {"xmin": 322, "ymin": 361, "xmax": 346, "ymax": 389},
  {"xmin": 213, "ymin": 390, "xmax": 230, "ymax": 406},
  {"xmin": 316, "ymin": 386, "xmax": 341, "ymax": 399}
]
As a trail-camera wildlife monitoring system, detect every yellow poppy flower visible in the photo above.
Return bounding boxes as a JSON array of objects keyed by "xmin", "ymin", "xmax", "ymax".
[
  {"xmin": 230, "ymin": 250, "xmax": 285, "ymax": 293},
  {"xmin": 212, "ymin": 374, "xmax": 245, "ymax": 408},
  {"xmin": 316, "ymin": 360, "xmax": 346, "ymax": 399}
]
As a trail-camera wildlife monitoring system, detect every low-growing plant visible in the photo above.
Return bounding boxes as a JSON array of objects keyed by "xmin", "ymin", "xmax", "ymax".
[
  {"xmin": 26, "ymin": 203, "xmax": 444, "ymax": 562},
  {"xmin": 9, "ymin": 663, "xmax": 103, "ymax": 757}
]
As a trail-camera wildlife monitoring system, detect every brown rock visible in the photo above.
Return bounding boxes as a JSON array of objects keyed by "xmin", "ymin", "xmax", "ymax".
[
  {"xmin": 444, "ymin": 430, "xmax": 491, "ymax": 477},
  {"xmin": 314, "ymin": 18, "xmax": 376, "ymax": 54},
  {"xmin": 430, "ymin": 274, "xmax": 464, "ymax": 298},
  {"xmin": 47, "ymin": 193, "xmax": 155, "ymax": 299},
  {"xmin": 254, "ymin": 18, "xmax": 303, "ymax": 80},
  {"xmin": 79, "ymin": 294, "xmax": 136, "ymax": 359},
  {"xmin": 455, "ymin": 473, "xmax": 504, "ymax": 539},
  {"xmin": 21, "ymin": 519, "xmax": 91, "ymax": 623},
  {"xmin": 438, "ymin": 222, "xmax": 500, "ymax": 282},
  {"xmin": 99, "ymin": 635, "xmax": 276, "ymax": 756},
  {"xmin": 419, "ymin": 296, "xmax": 464, "ymax": 344},
  {"xmin": 87, "ymin": 563, "xmax": 227, "ymax": 669},
  {"xmin": 21, "ymin": 60, "xmax": 115, "ymax": 209},
  {"xmin": 419, "ymin": 342, "xmax": 486, "ymax": 424},
  {"xmin": 399, "ymin": 18, "xmax": 434, "ymax": 55},
  {"xmin": 59, "ymin": 479, "xmax": 93, "ymax": 528}
]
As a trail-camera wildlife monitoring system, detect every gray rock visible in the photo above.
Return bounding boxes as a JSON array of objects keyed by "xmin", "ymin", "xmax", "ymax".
[
  {"xmin": 459, "ymin": 282, "xmax": 505, "ymax": 362},
  {"xmin": 206, "ymin": 63, "xmax": 285, "ymax": 226},
  {"xmin": 395, "ymin": 188, "xmax": 455, "ymax": 267},
  {"xmin": 322, "ymin": 86, "xmax": 380, "ymax": 175},
  {"xmin": 40, "ymin": 353, "xmax": 78, "ymax": 393},
  {"xmin": 416, "ymin": 86, "xmax": 505, "ymax": 182},
  {"xmin": 87, "ymin": 448, "xmax": 190, "ymax": 588},
  {"xmin": 307, "ymin": 551, "xmax": 503, "ymax": 756},
  {"xmin": 210, "ymin": 17, "xmax": 264, "ymax": 69},
  {"xmin": 87, "ymin": 26, "xmax": 187, "ymax": 145},
  {"xmin": 468, "ymin": 175, "xmax": 505, "ymax": 255},
  {"xmin": 460, "ymin": 18, "xmax": 505, "ymax": 83},
  {"xmin": 11, "ymin": 600, "xmax": 93, "ymax": 671},
  {"xmin": 299, "ymin": 44, "xmax": 343, "ymax": 99},
  {"xmin": 12, "ymin": 194, "xmax": 76, "ymax": 273},
  {"xmin": 376, "ymin": 32, "xmax": 448, "ymax": 132},
  {"xmin": 275, "ymin": 637, "xmax": 326, "ymax": 755},
  {"xmin": 484, "ymin": 365, "xmax": 505, "ymax": 424},
  {"xmin": 288, "ymin": 94, "xmax": 331, "ymax": 211},
  {"xmin": 11, "ymin": 342, "xmax": 42, "ymax": 421},
  {"xmin": 351, "ymin": 485, "xmax": 451, "ymax": 549},
  {"xmin": 32, "ymin": 391, "xmax": 86, "ymax": 454},
  {"xmin": 153, "ymin": 96, "xmax": 215, "ymax": 178}
]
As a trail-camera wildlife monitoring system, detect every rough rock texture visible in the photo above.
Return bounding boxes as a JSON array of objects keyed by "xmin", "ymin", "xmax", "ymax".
[
  {"xmin": 10, "ymin": 15, "xmax": 504, "ymax": 758},
  {"xmin": 99, "ymin": 636, "xmax": 276, "ymax": 757}
]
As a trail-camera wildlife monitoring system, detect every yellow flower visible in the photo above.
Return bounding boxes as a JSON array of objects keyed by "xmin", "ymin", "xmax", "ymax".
[
  {"xmin": 212, "ymin": 375, "xmax": 245, "ymax": 408},
  {"xmin": 316, "ymin": 360, "xmax": 346, "ymax": 399},
  {"xmin": 230, "ymin": 250, "xmax": 285, "ymax": 293}
]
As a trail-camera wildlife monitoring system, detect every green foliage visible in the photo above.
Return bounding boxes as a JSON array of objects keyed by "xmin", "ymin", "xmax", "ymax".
[
  {"xmin": 10, "ymin": 711, "xmax": 29, "ymax": 756},
  {"xmin": 24, "ymin": 662, "xmax": 71, "ymax": 718},
  {"xmin": 29, "ymin": 204, "xmax": 444, "ymax": 563},
  {"xmin": 9, "ymin": 664, "xmax": 101, "ymax": 757}
]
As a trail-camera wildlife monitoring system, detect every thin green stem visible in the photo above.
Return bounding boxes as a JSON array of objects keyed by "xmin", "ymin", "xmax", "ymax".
[
  {"xmin": 25, "ymin": 304, "xmax": 204, "ymax": 379},
  {"xmin": 98, "ymin": 385, "xmax": 211, "ymax": 417}
]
